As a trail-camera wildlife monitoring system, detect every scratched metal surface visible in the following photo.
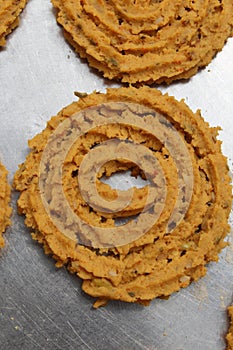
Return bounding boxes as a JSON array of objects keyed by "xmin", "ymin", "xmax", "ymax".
[{"xmin": 0, "ymin": 1, "xmax": 233, "ymax": 349}]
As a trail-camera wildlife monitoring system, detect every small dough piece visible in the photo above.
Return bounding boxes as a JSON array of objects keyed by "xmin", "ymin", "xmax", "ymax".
[
  {"xmin": 14, "ymin": 86, "xmax": 232, "ymax": 307},
  {"xmin": 51, "ymin": 0, "xmax": 233, "ymax": 84},
  {"xmin": 0, "ymin": 0, "xmax": 28, "ymax": 47},
  {"xmin": 0, "ymin": 162, "xmax": 11, "ymax": 247},
  {"xmin": 227, "ymin": 306, "xmax": 233, "ymax": 350}
]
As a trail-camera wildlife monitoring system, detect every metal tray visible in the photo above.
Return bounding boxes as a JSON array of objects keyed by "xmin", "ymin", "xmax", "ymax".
[{"xmin": 0, "ymin": 1, "xmax": 232, "ymax": 349}]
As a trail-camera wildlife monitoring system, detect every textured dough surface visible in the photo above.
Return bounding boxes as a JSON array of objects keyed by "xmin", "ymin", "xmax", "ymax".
[
  {"xmin": 0, "ymin": 162, "xmax": 11, "ymax": 247},
  {"xmin": 227, "ymin": 306, "xmax": 233, "ymax": 350},
  {"xmin": 52, "ymin": 0, "xmax": 233, "ymax": 84},
  {"xmin": 0, "ymin": 0, "xmax": 28, "ymax": 47},
  {"xmin": 14, "ymin": 86, "xmax": 232, "ymax": 307}
]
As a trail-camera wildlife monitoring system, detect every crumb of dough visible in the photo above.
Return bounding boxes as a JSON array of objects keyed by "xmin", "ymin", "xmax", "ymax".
[
  {"xmin": 14, "ymin": 86, "xmax": 232, "ymax": 307},
  {"xmin": 93, "ymin": 298, "xmax": 109, "ymax": 309},
  {"xmin": 227, "ymin": 306, "xmax": 233, "ymax": 350},
  {"xmin": 0, "ymin": 162, "xmax": 11, "ymax": 247},
  {"xmin": 51, "ymin": 0, "xmax": 233, "ymax": 84},
  {"xmin": 0, "ymin": 0, "xmax": 28, "ymax": 47}
]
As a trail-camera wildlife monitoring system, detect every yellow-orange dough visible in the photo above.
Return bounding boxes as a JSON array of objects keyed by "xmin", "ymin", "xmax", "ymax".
[
  {"xmin": 0, "ymin": 0, "xmax": 28, "ymax": 47},
  {"xmin": 14, "ymin": 86, "xmax": 232, "ymax": 307},
  {"xmin": 0, "ymin": 162, "xmax": 11, "ymax": 247},
  {"xmin": 52, "ymin": 0, "xmax": 233, "ymax": 84},
  {"xmin": 227, "ymin": 306, "xmax": 233, "ymax": 350}
]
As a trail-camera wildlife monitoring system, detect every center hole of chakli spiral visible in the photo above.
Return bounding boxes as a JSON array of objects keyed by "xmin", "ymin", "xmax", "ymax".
[{"xmin": 101, "ymin": 169, "xmax": 149, "ymax": 191}]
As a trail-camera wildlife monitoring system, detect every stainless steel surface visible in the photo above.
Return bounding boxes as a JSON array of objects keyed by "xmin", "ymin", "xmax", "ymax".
[{"xmin": 0, "ymin": 1, "xmax": 232, "ymax": 349}]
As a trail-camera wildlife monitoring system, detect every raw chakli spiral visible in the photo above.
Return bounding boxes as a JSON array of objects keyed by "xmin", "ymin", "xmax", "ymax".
[
  {"xmin": 0, "ymin": 0, "xmax": 28, "ymax": 47},
  {"xmin": 227, "ymin": 306, "xmax": 233, "ymax": 350},
  {"xmin": 52, "ymin": 0, "xmax": 233, "ymax": 84},
  {"xmin": 14, "ymin": 86, "xmax": 232, "ymax": 308},
  {"xmin": 0, "ymin": 162, "xmax": 11, "ymax": 248}
]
